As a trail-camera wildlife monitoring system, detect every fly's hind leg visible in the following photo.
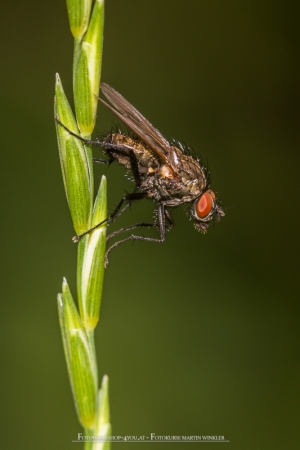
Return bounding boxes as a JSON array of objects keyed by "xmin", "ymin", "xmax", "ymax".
[
  {"xmin": 56, "ymin": 115, "xmax": 155, "ymax": 249},
  {"xmin": 55, "ymin": 115, "xmax": 136, "ymax": 159},
  {"xmin": 128, "ymin": 149, "xmax": 141, "ymax": 187},
  {"xmin": 55, "ymin": 116, "xmax": 104, "ymax": 147}
]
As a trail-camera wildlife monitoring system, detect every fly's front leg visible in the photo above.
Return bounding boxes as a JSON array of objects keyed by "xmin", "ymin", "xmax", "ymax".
[
  {"xmin": 105, "ymin": 203, "xmax": 166, "ymax": 267},
  {"xmin": 106, "ymin": 222, "xmax": 157, "ymax": 243}
]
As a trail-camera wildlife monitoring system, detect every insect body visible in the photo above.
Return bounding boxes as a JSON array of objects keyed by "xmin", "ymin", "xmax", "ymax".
[{"xmin": 56, "ymin": 83, "xmax": 224, "ymax": 264}]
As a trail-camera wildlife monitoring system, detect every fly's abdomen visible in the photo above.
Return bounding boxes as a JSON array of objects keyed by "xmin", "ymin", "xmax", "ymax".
[{"xmin": 107, "ymin": 133, "xmax": 160, "ymax": 174}]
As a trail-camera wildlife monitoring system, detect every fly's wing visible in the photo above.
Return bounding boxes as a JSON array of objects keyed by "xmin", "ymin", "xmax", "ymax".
[{"xmin": 100, "ymin": 83, "xmax": 172, "ymax": 164}]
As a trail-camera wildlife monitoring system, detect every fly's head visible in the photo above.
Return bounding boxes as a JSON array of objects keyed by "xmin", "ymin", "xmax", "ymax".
[{"xmin": 191, "ymin": 189, "xmax": 225, "ymax": 233}]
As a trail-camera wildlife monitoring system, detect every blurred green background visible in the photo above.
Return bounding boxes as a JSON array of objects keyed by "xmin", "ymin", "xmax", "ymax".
[{"xmin": 1, "ymin": 1, "xmax": 299, "ymax": 449}]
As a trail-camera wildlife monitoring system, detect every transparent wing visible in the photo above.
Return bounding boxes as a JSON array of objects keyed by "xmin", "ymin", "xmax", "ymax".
[{"xmin": 100, "ymin": 83, "xmax": 172, "ymax": 163}]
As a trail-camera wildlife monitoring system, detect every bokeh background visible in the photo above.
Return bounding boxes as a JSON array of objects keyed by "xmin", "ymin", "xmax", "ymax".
[{"xmin": 1, "ymin": 1, "xmax": 299, "ymax": 449}]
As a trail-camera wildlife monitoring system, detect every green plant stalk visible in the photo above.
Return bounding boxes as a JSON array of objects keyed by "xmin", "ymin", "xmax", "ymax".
[
  {"xmin": 55, "ymin": 0, "xmax": 110, "ymax": 447},
  {"xmin": 74, "ymin": 0, "xmax": 104, "ymax": 136},
  {"xmin": 58, "ymin": 283, "xmax": 97, "ymax": 428},
  {"xmin": 77, "ymin": 176, "xmax": 107, "ymax": 330}
]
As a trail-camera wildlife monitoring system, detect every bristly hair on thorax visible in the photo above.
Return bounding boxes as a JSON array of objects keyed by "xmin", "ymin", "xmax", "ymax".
[
  {"xmin": 101, "ymin": 124, "xmax": 212, "ymax": 189},
  {"xmin": 169, "ymin": 137, "xmax": 211, "ymax": 189}
]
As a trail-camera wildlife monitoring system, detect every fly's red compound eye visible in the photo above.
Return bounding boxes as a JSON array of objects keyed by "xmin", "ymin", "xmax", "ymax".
[{"xmin": 196, "ymin": 190, "xmax": 215, "ymax": 219}]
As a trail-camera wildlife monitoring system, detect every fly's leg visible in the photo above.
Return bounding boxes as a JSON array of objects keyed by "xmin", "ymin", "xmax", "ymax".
[
  {"xmin": 106, "ymin": 222, "xmax": 157, "ymax": 242},
  {"xmin": 55, "ymin": 115, "xmax": 135, "ymax": 154},
  {"xmin": 55, "ymin": 116, "xmax": 104, "ymax": 147},
  {"xmin": 56, "ymin": 116, "xmax": 144, "ymax": 178},
  {"xmin": 72, "ymin": 192, "xmax": 147, "ymax": 242},
  {"xmin": 105, "ymin": 206, "xmax": 173, "ymax": 248},
  {"xmin": 92, "ymin": 157, "xmax": 111, "ymax": 164},
  {"xmin": 128, "ymin": 149, "xmax": 141, "ymax": 187},
  {"xmin": 92, "ymin": 139, "xmax": 141, "ymax": 188},
  {"xmin": 56, "ymin": 116, "xmax": 151, "ymax": 245},
  {"xmin": 105, "ymin": 203, "xmax": 166, "ymax": 267},
  {"xmin": 164, "ymin": 207, "xmax": 174, "ymax": 231}
]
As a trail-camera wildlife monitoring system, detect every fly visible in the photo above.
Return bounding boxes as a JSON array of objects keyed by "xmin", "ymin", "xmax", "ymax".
[{"xmin": 56, "ymin": 82, "xmax": 225, "ymax": 265}]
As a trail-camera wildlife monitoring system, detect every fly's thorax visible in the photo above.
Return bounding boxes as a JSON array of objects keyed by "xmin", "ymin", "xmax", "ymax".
[
  {"xmin": 180, "ymin": 154, "xmax": 208, "ymax": 188},
  {"xmin": 141, "ymin": 171, "xmax": 202, "ymax": 206},
  {"xmin": 159, "ymin": 164, "xmax": 174, "ymax": 179},
  {"xmin": 166, "ymin": 146, "xmax": 209, "ymax": 193},
  {"xmin": 168, "ymin": 146, "xmax": 182, "ymax": 167}
]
